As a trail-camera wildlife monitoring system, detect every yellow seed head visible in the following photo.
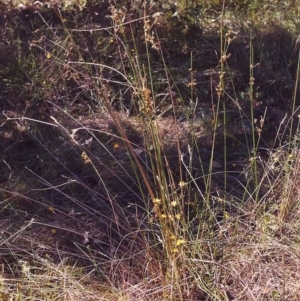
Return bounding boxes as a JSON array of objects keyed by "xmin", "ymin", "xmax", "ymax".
[
  {"xmin": 171, "ymin": 201, "xmax": 177, "ymax": 207},
  {"xmin": 153, "ymin": 198, "xmax": 161, "ymax": 204},
  {"xmin": 179, "ymin": 181, "xmax": 187, "ymax": 188},
  {"xmin": 176, "ymin": 239, "xmax": 186, "ymax": 246}
]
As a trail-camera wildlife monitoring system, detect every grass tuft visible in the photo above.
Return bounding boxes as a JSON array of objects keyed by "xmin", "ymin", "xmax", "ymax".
[{"xmin": 0, "ymin": 0, "xmax": 300, "ymax": 300}]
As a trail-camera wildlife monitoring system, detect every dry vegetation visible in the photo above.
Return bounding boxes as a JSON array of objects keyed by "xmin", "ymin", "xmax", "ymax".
[{"xmin": 0, "ymin": 0, "xmax": 300, "ymax": 300}]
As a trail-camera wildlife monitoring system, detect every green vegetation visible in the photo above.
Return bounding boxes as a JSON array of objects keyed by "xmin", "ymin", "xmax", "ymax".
[{"xmin": 0, "ymin": 0, "xmax": 300, "ymax": 300}]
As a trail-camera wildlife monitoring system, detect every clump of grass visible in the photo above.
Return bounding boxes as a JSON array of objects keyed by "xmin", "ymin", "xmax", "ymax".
[{"xmin": 1, "ymin": 0, "xmax": 300, "ymax": 300}]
